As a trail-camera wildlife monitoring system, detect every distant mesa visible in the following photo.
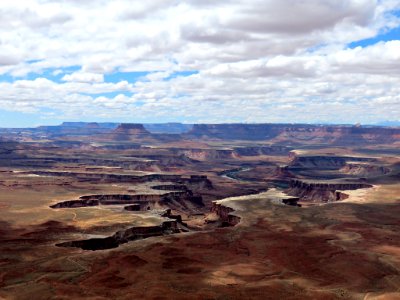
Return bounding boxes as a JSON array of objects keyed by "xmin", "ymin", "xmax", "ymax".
[
  {"xmin": 85, "ymin": 122, "xmax": 101, "ymax": 129},
  {"xmin": 109, "ymin": 123, "xmax": 152, "ymax": 141},
  {"xmin": 186, "ymin": 123, "xmax": 400, "ymax": 145},
  {"xmin": 60, "ymin": 122, "xmax": 119, "ymax": 129},
  {"xmin": 2, "ymin": 122, "xmax": 400, "ymax": 145},
  {"xmin": 114, "ymin": 123, "xmax": 150, "ymax": 134}
]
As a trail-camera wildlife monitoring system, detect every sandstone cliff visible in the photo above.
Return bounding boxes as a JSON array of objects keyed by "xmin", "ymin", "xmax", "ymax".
[
  {"xmin": 186, "ymin": 124, "xmax": 400, "ymax": 145},
  {"xmin": 340, "ymin": 163, "xmax": 391, "ymax": 177},
  {"xmin": 287, "ymin": 179, "xmax": 372, "ymax": 202},
  {"xmin": 211, "ymin": 202, "xmax": 241, "ymax": 226}
]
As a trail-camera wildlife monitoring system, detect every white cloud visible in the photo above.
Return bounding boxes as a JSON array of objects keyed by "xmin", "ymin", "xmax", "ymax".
[
  {"xmin": 62, "ymin": 72, "xmax": 104, "ymax": 83},
  {"xmin": 0, "ymin": 0, "xmax": 399, "ymax": 124}
]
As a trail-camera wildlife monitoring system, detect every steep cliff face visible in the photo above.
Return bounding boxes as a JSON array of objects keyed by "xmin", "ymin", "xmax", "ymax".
[
  {"xmin": 186, "ymin": 124, "xmax": 400, "ymax": 145},
  {"xmin": 104, "ymin": 123, "xmax": 182, "ymax": 142},
  {"xmin": 57, "ymin": 220, "xmax": 180, "ymax": 251},
  {"xmin": 110, "ymin": 123, "xmax": 151, "ymax": 140},
  {"xmin": 30, "ymin": 171, "xmax": 212, "ymax": 188},
  {"xmin": 340, "ymin": 163, "xmax": 391, "ymax": 177},
  {"xmin": 289, "ymin": 154, "xmax": 373, "ymax": 169},
  {"xmin": 50, "ymin": 190, "xmax": 204, "ymax": 210},
  {"xmin": 289, "ymin": 179, "xmax": 371, "ymax": 192},
  {"xmin": 211, "ymin": 202, "xmax": 241, "ymax": 226},
  {"xmin": 290, "ymin": 155, "xmax": 348, "ymax": 169},
  {"xmin": 272, "ymin": 166, "xmax": 295, "ymax": 178},
  {"xmin": 180, "ymin": 175, "xmax": 213, "ymax": 190},
  {"xmin": 287, "ymin": 179, "xmax": 372, "ymax": 202}
]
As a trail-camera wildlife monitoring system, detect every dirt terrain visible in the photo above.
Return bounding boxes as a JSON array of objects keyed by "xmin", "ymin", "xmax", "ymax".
[{"xmin": 0, "ymin": 122, "xmax": 399, "ymax": 299}]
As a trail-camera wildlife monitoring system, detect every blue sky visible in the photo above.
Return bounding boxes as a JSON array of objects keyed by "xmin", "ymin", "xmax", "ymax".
[
  {"xmin": 348, "ymin": 13, "xmax": 400, "ymax": 48},
  {"xmin": 0, "ymin": 1, "xmax": 399, "ymax": 127}
]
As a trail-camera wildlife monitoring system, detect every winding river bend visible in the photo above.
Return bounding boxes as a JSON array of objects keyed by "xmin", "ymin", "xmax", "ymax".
[{"xmin": 218, "ymin": 167, "xmax": 252, "ymax": 181}]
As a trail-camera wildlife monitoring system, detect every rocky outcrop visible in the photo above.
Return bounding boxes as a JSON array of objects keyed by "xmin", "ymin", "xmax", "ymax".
[
  {"xmin": 124, "ymin": 204, "xmax": 141, "ymax": 211},
  {"xmin": 50, "ymin": 190, "xmax": 203, "ymax": 210},
  {"xmin": 289, "ymin": 179, "xmax": 372, "ymax": 191},
  {"xmin": 210, "ymin": 194, "xmax": 301, "ymax": 227},
  {"xmin": 30, "ymin": 171, "xmax": 212, "ymax": 188},
  {"xmin": 340, "ymin": 163, "xmax": 391, "ymax": 177},
  {"xmin": 211, "ymin": 202, "xmax": 241, "ymax": 227},
  {"xmin": 282, "ymin": 197, "xmax": 301, "ymax": 206},
  {"xmin": 272, "ymin": 166, "xmax": 295, "ymax": 178},
  {"xmin": 182, "ymin": 175, "xmax": 213, "ymax": 190},
  {"xmin": 56, "ymin": 220, "xmax": 180, "ymax": 251},
  {"xmin": 287, "ymin": 179, "xmax": 372, "ymax": 202},
  {"xmin": 160, "ymin": 208, "xmax": 184, "ymax": 224},
  {"xmin": 107, "ymin": 123, "xmax": 152, "ymax": 141},
  {"xmin": 50, "ymin": 199, "xmax": 99, "ymax": 208},
  {"xmin": 114, "ymin": 123, "xmax": 150, "ymax": 134},
  {"xmin": 102, "ymin": 123, "xmax": 181, "ymax": 142},
  {"xmin": 290, "ymin": 155, "xmax": 347, "ymax": 169},
  {"xmin": 23, "ymin": 157, "xmax": 155, "ymax": 171},
  {"xmin": 289, "ymin": 154, "xmax": 373, "ymax": 169}
]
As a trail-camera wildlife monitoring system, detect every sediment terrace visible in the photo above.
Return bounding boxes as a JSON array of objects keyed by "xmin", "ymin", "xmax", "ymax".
[
  {"xmin": 57, "ymin": 219, "xmax": 182, "ymax": 251},
  {"xmin": 211, "ymin": 189, "xmax": 301, "ymax": 227},
  {"xmin": 287, "ymin": 179, "xmax": 373, "ymax": 202},
  {"xmin": 340, "ymin": 162, "xmax": 391, "ymax": 176},
  {"xmin": 50, "ymin": 190, "xmax": 203, "ymax": 211},
  {"xmin": 289, "ymin": 154, "xmax": 375, "ymax": 169},
  {"xmin": 49, "ymin": 181, "xmax": 204, "ymax": 250},
  {"xmin": 29, "ymin": 170, "xmax": 213, "ymax": 188}
]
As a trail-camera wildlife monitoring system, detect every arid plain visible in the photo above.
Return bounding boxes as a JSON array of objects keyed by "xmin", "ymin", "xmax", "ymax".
[{"xmin": 0, "ymin": 122, "xmax": 399, "ymax": 299}]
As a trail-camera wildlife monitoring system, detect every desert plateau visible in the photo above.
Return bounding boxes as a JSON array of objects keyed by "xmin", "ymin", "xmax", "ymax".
[{"xmin": 0, "ymin": 122, "xmax": 399, "ymax": 299}]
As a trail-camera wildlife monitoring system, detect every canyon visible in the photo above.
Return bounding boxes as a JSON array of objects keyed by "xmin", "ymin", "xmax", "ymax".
[{"xmin": 0, "ymin": 122, "xmax": 399, "ymax": 299}]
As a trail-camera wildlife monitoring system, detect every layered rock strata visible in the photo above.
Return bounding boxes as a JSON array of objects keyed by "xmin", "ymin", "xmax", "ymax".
[
  {"xmin": 187, "ymin": 123, "xmax": 400, "ymax": 144},
  {"xmin": 31, "ymin": 171, "xmax": 213, "ymax": 189},
  {"xmin": 287, "ymin": 179, "xmax": 372, "ymax": 202},
  {"xmin": 50, "ymin": 191, "xmax": 203, "ymax": 210},
  {"xmin": 211, "ymin": 191, "xmax": 301, "ymax": 226},
  {"xmin": 289, "ymin": 154, "xmax": 373, "ymax": 169},
  {"xmin": 56, "ymin": 220, "xmax": 180, "ymax": 251},
  {"xmin": 340, "ymin": 163, "xmax": 391, "ymax": 177},
  {"xmin": 211, "ymin": 202, "xmax": 241, "ymax": 227}
]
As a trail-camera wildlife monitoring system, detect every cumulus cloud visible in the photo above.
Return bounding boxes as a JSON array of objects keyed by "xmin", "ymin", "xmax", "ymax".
[
  {"xmin": 0, "ymin": 0, "xmax": 399, "ymax": 124},
  {"xmin": 62, "ymin": 72, "xmax": 104, "ymax": 83}
]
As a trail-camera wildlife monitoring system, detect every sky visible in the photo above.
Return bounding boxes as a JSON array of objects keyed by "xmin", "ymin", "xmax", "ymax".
[{"xmin": 0, "ymin": 0, "xmax": 399, "ymax": 127}]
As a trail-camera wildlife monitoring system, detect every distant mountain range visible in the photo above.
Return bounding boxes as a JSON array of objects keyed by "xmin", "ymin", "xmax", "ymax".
[
  {"xmin": 1, "ymin": 122, "xmax": 399, "ymax": 146},
  {"xmin": 58, "ymin": 122, "xmax": 194, "ymax": 134}
]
